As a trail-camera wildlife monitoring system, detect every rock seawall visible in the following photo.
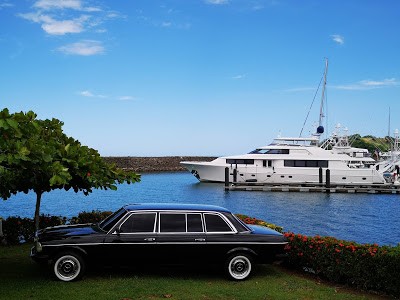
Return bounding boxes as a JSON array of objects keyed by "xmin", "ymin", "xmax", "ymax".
[{"xmin": 102, "ymin": 156, "xmax": 217, "ymax": 173}]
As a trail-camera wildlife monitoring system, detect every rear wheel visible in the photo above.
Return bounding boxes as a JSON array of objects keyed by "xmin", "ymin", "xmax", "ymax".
[
  {"xmin": 225, "ymin": 253, "xmax": 252, "ymax": 280},
  {"xmin": 53, "ymin": 252, "xmax": 85, "ymax": 282}
]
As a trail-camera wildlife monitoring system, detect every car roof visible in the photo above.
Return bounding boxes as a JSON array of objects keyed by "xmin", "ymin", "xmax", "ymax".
[{"xmin": 123, "ymin": 203, "xmax": 231, "ymax": 213}]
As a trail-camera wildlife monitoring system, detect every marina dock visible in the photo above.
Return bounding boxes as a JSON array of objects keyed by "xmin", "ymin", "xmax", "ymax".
[{"xmin": 225, "ymin": 182, "xmax": 400, "ymax": 194}]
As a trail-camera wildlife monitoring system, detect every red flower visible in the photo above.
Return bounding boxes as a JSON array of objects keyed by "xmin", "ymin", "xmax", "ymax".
[{"xmin": 87, "ymin": 172, "xmax": 91, "ymax": 177}]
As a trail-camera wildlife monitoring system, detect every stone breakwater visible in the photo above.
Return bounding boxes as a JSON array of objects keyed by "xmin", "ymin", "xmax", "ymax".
[{"xmin": 102, "ymin": 156, "xmax": 217, "ymax": 173}]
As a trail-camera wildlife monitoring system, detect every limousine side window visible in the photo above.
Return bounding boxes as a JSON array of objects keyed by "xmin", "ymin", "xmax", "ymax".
[
  {"xmin": 187, "ymin": 213, "xmax": 203, "ymax": 232},
  {"xmin": 100, "ymin": 208, "xmax": 126, "ymax": 232},
  {"xmin": 119, "ymin": 213, "xmax": 156, "ymax": 233},
  {"xmin": 159, "ymin": 213, "xmax": 204, "ymax": 233},
  {"xmin": 160, "ymin": 213, "xmax": 186, "ymax": 232},
  {"xmin": 204, "ymin": 213, "xmax": 233, "ymax": 233}
]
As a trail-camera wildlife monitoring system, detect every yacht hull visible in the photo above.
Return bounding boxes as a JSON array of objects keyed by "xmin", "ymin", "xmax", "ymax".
[{"xmin": 180, "ymin": 161, "xmax": 386, "ymax": 185}]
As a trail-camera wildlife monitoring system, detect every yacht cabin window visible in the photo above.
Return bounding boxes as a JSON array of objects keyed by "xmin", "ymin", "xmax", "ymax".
[
  {"xmin": 284, "ymin": 160, "xmax": 328, "ymax": 168},
  {"xmin": 226, "ymin": 159, "xmax": 254, "ymax": 165},
  {"xmin": 248, "ymin": 149, "xmax": 289, "ymax": 154},
  {"xmin": 263, "ymin": 160, "xmax": 273, "ymax": 167}
]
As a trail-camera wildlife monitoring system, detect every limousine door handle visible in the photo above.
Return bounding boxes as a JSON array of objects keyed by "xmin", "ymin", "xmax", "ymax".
[
  {"xmin": 144, "ymin": 237, "xmax": 155, "ymax": 242},
  {"xmin": 194, "ymin": 238, "xmax": 205, "ymax": 242}
]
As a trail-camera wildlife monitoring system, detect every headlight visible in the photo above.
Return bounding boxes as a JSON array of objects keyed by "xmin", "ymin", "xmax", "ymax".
[{"xmin": 35, "ymin": 241, "xmax": 42, "ymax": 252}]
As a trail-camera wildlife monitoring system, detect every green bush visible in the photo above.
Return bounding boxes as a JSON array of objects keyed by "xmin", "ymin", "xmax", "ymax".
[
  {"xmin": 235, "ymin": 214, "xmax": 283, "ymax": 233},
  {"xmin": 283, "ymin": 232, "xmax": 400, "ymax": 297},
  {"xmin": 69, "ymin": 210, "xmax": 112, "ymax": 224},
  {"xmin": 2, "ymin": 215, "xmax": 65, "ymax": 245}
]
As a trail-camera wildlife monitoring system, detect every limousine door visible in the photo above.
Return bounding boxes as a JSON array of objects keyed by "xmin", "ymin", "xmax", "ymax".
[
  {"xmin": 103, "ymin": 212, "xmax": 157, "ymax": 265},
  {"xmin": 156, "ymin": 212, "xmax": 206, "ymax": 264}
]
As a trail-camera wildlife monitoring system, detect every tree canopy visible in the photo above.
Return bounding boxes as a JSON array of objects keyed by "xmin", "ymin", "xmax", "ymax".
[{"xmin": 0, "ymin": 108, "xmax": 140, "ymax": 236}]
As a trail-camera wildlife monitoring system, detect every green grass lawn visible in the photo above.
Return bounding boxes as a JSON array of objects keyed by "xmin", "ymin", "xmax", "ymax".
[{"xmin": 0, "ymin": 244, "xmax": 387, "ymax": 300}]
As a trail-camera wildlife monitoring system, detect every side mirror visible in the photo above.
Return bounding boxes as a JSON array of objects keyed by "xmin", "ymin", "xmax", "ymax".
[{"xmin": 115, "ymin": 227, "xmax": 121, "ymax": 235}]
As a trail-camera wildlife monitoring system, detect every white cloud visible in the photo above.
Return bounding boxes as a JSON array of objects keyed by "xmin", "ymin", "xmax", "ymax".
[
  {"xmin": 18, "ymin": 1, "xmax": 119, "ymax": 37},
  {"xmin": 33, "ymin": 0, "xmax": 101, "ymax": 12},
  {"xmin": 333, "ymin": 78, "xmax": 399, "ymax": 90},
  {"xmin": 232, "ymin": 74, "xmax": 246, "ymax": 80},
  {"xmin": 19, "ymin": 12, "xmax": 90, "ymax": 35},
  {"xmin": 119, "ymin": 96, "xmax": 135, "ymax": 101},
  {"xmin": 161, "ymin": 21, "xmax": 171, "ymax": 27},
  {"xmin": 252, "ymin": 5, "xmax": 264, "ymax": 10},
  {"xmin": 58, "ymin": 40, "xmax": 105, "ymax": 56},
  {"xmin": 42, "ymin": 16, "xmax": 89, "ymax": 35},
  {"xmin": 331, "ymin": 34, "xmax": 344, "ymax": 45},
  {"xmin": 80, "ymin": 92, "xmax": 135, "ymax": 101},
  {"xmin": 0, "ymin": 2, "xmax": 13, "ymax": 9},
  {"xmin": 34, "ymin": 0, "xmax": 82, "ymax": 10},
  {"xmin": 79, "ymin": 90, "xmax": 107, "ymax": 98},
  {"xmin": 18, "ymin": 12, "xmax": 52, "ymax": 23},
  {"xmin": 205, "ymin": 0, "xmax": 229, "ymax": 4},
  {"xmin": 286, "ymin": 78, "xmax": 399, "ymax": 93},
  {"xmin": 80, "ymin": 90, "xmax": 94, "ymax": 97}
]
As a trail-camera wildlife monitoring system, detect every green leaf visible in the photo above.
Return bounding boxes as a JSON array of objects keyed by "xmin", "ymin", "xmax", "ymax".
[
  {"xmin": 42, "ymin": 154, "xmax": 52, "ymax": 162},
  {"xmin": 49, "ymin": 175, "xmax": 64, "ymax": 186},
  {"xmin": 6, "ymin": 118, "xmax": 19, "ymax": 129},
  {"xmin": 0, "ymin": 119, "xmax": 8, "ymax": 129},
  {"xmin": 19, "ymin": 147, "xmax": 30, "ymax": 156}
]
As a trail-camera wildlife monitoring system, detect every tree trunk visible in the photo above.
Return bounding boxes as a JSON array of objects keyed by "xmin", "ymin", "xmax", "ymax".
[{"xmin": 34, "ymin": 191, "xmax": 42, "ymax": 243}]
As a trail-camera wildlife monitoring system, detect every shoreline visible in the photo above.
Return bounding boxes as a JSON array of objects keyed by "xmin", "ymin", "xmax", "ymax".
[{"xmin": 102, "ymin": 156, "xmax": 216, "ymax": 173}]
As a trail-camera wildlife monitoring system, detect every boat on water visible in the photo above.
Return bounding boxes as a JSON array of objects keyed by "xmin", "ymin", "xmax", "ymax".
[
  {"xmin": 180, "ymin": 60, "xmax": 394, "ymax": 185},
  {"xmin": 180, "ymin": 134, "xmax": 386, "ymax": 185}
]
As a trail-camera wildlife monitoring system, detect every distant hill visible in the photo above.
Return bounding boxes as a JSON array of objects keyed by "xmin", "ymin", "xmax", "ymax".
[{"xmin": 349, "ymin": 134, "xmax": 393, "ymax": 153}]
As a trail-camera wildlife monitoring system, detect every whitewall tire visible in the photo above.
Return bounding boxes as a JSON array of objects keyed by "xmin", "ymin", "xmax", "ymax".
[
  {"xmin": 53, "ymin": 252, "xmax": 85, "ymax": 282},
  {"xmin": 226, "ymin": 253, "xmax": 252, "ymax": 280}
]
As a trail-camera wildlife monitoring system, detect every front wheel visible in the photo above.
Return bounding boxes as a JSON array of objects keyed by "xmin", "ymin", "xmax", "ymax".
[
  {"xmin": 225, "ymin": 253, "xmax": 252, "ymax": 280},
  {"xmin": 53, "ymin": 252, "xmax": 85, "ymax": 282}
]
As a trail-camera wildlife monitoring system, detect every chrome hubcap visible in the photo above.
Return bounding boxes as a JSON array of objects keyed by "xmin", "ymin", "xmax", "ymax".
[
  {"xmin": 229, "ymin": 256, "xmax": 251, "ymax": 280},
  {"xmin": 55, "ymin": 256, "xmax": 80, "ymax": 280}
]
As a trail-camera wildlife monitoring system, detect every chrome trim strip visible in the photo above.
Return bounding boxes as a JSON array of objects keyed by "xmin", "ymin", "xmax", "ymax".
[{"xmin": 42, "ymin": 241, "xmax": 287, "ymax": 247}]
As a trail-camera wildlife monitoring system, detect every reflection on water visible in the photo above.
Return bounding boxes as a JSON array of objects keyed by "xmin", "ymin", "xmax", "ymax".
[{"xmin": 1, "ymin": 172, "xmax": 399, "ymax": 245}]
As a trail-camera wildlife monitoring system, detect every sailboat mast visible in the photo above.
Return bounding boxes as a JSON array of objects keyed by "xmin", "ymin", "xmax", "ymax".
[
  {"xmin": 318, "ymin": 58, "xmax": 328, "ymax": 127},
  {"xmin": 388, "ymin": 107, "xmax": 391, "ymax": 138}
]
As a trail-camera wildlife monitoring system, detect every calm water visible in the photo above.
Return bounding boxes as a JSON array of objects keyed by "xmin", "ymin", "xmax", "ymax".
[{"xmin": 1, "ymin": 172, "xmax": 399, "ymax": 246}]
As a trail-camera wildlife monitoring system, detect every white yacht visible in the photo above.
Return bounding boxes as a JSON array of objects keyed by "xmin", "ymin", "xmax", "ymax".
[{"xmin": 180, "ymin": 135, "xmax": 386, "ymax": 185}]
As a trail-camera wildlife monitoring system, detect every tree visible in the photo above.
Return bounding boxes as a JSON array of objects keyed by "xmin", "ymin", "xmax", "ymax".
[{"xmin": 0, "ymin": 108, "xmax": 140, "ymax": 243}]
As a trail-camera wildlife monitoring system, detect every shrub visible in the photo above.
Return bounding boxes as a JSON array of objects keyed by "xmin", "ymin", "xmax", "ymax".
[
  {"xmin": 283, "ymin": 232, "xmax": 400, "ymax": 297},
  {"xmin": 235, "ymin": 214, "xmax": 283, "ymax": 233},
  {"xmin": 69, "ymin": 210, "xmax": 112, "ymax": 224},
  {"xmin": 2, "ymin": 215, "xmax": 65, "ymax": 245}
]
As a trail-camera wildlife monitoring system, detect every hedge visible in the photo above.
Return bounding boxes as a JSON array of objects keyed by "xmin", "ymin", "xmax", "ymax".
[{"xmin": 282, "ymin": 232, "xmax": 400, "ymax": 297}]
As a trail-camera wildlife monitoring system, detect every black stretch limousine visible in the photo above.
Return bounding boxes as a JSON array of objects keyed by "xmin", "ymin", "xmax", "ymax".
[{"xmin": 31, "ymin": 203, "xmax": 287, "ymax": 281}]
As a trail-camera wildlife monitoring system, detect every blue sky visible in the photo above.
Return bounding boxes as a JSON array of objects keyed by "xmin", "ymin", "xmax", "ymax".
[{"xmin": 1, "ymin": 0, "xmax": 400, "ymax": 156}]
